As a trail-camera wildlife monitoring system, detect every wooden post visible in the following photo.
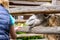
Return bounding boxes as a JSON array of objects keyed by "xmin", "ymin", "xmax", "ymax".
[
  {"xmin": 52, "ymin": 0, "xmax": 60, "ymax": 5},
  {"xmin": 52, "ymin": 0, "xmax": 56, "ymax": 5}
]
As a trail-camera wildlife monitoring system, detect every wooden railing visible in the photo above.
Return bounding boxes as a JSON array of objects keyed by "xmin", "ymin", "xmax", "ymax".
[
  {"xmin": 10, "ymin": 1, "xmax": 49, "ymax": 6},
  {"xmin": 9, "ymin": 0, "xmax": 51, "ymax": 2},
  {"xmin": 15, "ymin": 20, "xmax": 26, "ymax": 23},
  {"xmin": 9, "ymin": 5, "xmax": 60, "ymax": 33},
  {"xmin": 9, "ymin": 6, "xmax": 60, "ymax": 15}
]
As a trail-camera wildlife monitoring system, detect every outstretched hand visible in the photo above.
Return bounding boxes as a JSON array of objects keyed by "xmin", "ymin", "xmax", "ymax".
[{"xmin": 14, "ymin": 27, "xmax": 21, "ymax": 32}]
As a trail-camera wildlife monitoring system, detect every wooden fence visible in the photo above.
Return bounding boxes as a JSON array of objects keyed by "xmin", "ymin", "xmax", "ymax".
[{"xmin": 9, "ymin": 2, "xmax": 60, "ymax": 40}]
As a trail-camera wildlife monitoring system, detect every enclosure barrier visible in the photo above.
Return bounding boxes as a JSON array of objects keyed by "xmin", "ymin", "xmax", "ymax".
[{"xmin": 9, "ymin": 5, "xmax": 60, "ymax": 40}]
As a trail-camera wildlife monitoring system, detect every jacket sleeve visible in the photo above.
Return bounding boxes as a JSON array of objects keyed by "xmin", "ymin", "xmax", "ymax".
[{"xmin": 10, "ymin": 15, "xmax": 15, "ymax": 25}]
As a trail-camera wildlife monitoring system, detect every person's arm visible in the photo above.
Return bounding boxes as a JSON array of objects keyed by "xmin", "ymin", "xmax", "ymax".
[
  {"xmin": 10, "ymin": 25, "xmax": 17, "ymax": 39},
  {"xmin": 9, "ymin": 15, "xmax": 17, "ymax": 39}
]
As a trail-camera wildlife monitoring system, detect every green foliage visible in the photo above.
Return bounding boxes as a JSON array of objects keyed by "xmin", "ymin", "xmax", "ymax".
[
  {"xmin": 16, "ymin": 32, "xmax": 26, "ymax": 34},
  {"xmin": 17, "ymin": 36, "xmax": 44, "ymax": 40},
  {"xmin": 16, "ymin": 32, "xmax": 44, "ymax": 40}
]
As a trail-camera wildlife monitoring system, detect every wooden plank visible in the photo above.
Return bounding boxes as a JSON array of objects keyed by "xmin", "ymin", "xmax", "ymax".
[
  {"xmin": 10, "ymin": 0, "xmax": 51, "ymax": 2},
  {"xmin": 52, "ymin": 0, "xmax": 60, "ymax": 5},
  {"xmin": 11, "ymin": 13, "xmax": 33, "ymax": 16},
  {"xmin": 9, "ymin": 6, "xmax": 60, "ymax": 14},
  {"xmin": 15, "ymin": 20, "xmax": 26, "ymax": 23},
  {"xmin": 9, "ymin": 5, "xmax": 37, "ymax": 8},
  {"xmin": 17, "ymin": 34, "xmax": 42, "ymax": 37},
  {"xmin": 18, "ymin": 26, "xmax": 60, "ymax": 34},
  {"xmin": 31, "ymin": 27, "xmax": 60, "ymax": 34},
  {"xmin": 9, "ymin": 1, "xmax": 50, "ymax": 6}
]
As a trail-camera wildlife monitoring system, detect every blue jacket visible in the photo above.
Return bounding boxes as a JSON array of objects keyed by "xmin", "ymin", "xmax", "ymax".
[{"xmin": 0, "ymin": 5, "xmax": 10, "ymax": 40}]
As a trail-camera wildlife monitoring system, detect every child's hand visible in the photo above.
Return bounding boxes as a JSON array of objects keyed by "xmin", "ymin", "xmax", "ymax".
[{"xmin": 14, "ymin": 27, "xmax": 21, "ymax": 32}]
